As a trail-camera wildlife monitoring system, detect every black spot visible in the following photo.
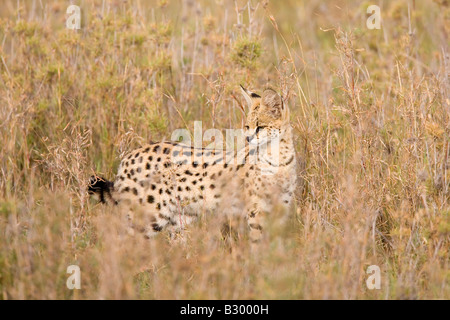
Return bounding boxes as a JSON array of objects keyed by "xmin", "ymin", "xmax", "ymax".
[
  {"xmin": 166, "ymin": 189, "xmax": 171, "ymax": 195},
  {"xmin": 156, "ymin": 203, "xmax": 161, "ymax": 210},
  {"xmin": 152, "ymin": 223, "xmax": 162, "ymax": 231},
  {"xmin": 214, "ymin": 194, "xmax": 221, "ymax": 198},
  {"xmin": 131, "ymin": 159, "xmax": 135, "ymax": 165},
  {"xmin": 224, "ymin": 164, "xmax": 228, "ymax": 168},
  {"xmin": 123, "ymin": 187, "xmax": 130, "ymax": 193},
  {"xmin": 284, "ymin": 155, "xmax": 295, "ymax": 166},
  {"xmin": 249, "ymin": 223, "xmax": 262, "ymax": 231},
  {"xmin": 157, "ymin": 157, "xmax": 161, "ymax": 162},
  {"xmin": 153, "ymin": 145, "xmax": 160, "ymax": 153},
  {"xmin": 132, "ymin": 188, "xmax": 138, "ymax": 195},
  {"xmin": 185, "ymin": 170, "xmax": 193, "ymax": 176},
  {"xmin": 186, "ymin": 186, "xmax": 191, "ymax": 191},
  {"xmin": 202, "ymin": 172, "xmax": 208, "ymax": 177},
  {"xmin": 200, "ymin": 185, "xmax": 205, "ymax": 190},
  {"xmin": 151, "ymin": 184, "xmax": 156, "ymax": 190},
  {"xmin": 163, "ymin": 148, "xmax": 170, "ymax": 154},
  {"xmin": 192, "ymin": 180, "xmax": 197, "ymax": 185},
  {"xmin": 125, "ymin": 161, "xmax": 129, "ymax": 167},
  {"xmin": 203, "ymin": 163, "xmax": 208, "ymax": 169},
  {"xmin": 135, "ymin": 152, "xmax": 140, "ymax": 158},
  {"xmin": 159, "ymin": 213, "xmax": 170, "ymax": 220},
  {"xmin": 130, "ymin": 169, "xmax": 135, "ymax": 175},
  {"xmin": 164, "ymin": 162, "xmax": 171, "ymax": 168},
  {"xmin": 147, "ymin": 195, "xmax": 155, "ymax": 203},
  {"xmin": 146, "ymin": 163, "xmax": 151, "ymax": 170},
  {"xmin": 211, "ymin": 173, "xmax": 216, "ymax": 179},
  {"xmin": 137, "ymin": 167, "xmax": 141, "ymax": 173},
  {"xmin": 180, "ymin": 178, "xmax": 187, "ymax": 182},
  {"xmin": 144, "ymin": 147, "xmax": 150, "ymax": 153},
  {"xmin": 210, "ymin": 184, "xmax": 215, "ymax": 189},
  {"xmin": 159, "ymin": 188, "xmax": 163, "ymax": 195},
  {"xmin": 193, "ymin": 163, "xmax": 198, "ymax": 168},
  {"xmin": 178, "ymin": 186, "xmax": 182, "ymax": 192},
  {"xmin": 148, "ymin": 156, "xmax": 153, "ymax": 161}
]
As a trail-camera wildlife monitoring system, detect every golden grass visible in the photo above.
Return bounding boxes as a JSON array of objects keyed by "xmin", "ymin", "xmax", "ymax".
[{"xmin": 0, "ymin": 0, "xmax": 448, "ymax": 299}]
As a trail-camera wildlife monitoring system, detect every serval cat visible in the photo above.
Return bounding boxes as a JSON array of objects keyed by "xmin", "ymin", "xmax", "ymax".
[{"xmin": 89, "ymin": 86, "xmax": 297, "ymax": 242}]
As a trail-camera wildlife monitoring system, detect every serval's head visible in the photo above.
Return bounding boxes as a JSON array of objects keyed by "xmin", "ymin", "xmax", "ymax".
[{"xmin": 240, "ymin": 85, "xmax": 290, "ymax": 146}]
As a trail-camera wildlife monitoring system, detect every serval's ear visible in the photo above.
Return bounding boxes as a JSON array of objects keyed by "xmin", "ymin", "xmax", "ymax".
[
  {"xmin": 262, "ymin": 88, "xmax": 283, "ymax": 118},
  {"xmin": 240, "ymin": 85, "xmax": 260, "ymax": 109}
]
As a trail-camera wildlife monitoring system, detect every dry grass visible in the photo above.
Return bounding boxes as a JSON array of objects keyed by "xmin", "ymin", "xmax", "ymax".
[{"xmin": 0, "ymin": 0, "xmax": 449, "ymax": 299}]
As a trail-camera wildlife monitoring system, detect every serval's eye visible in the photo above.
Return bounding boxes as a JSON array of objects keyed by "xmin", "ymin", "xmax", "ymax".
[{"xmin": 256, "ymin": 126, "xmax": 266, "ymax": 134}]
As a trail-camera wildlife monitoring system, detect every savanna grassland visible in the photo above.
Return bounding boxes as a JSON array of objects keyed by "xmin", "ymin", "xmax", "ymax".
[{"xmin": 0, "ymin": 0, "xmax": 448, "ymax": 299}]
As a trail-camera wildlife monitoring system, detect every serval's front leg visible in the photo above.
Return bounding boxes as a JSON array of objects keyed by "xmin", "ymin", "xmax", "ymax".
[{"xmin": 246, "ymin": 206, "xmax": 264, "ymax": 243}]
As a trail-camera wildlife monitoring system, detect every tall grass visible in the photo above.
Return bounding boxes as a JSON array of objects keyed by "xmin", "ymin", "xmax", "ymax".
[{"xmin": 0, "ymin": 0, "xmax": 448, "ymax": 299}]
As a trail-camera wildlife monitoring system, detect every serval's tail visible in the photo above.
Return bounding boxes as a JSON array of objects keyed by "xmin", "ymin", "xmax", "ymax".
[{"xmin": 88, "ymin": 175, "xmax": 117, "ymax": 205}]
